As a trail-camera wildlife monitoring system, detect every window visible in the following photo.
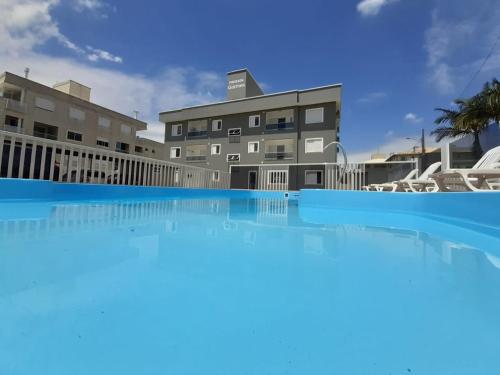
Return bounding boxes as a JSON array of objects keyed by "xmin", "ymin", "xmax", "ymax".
[
  {"xmin": 116, "ymin": 142, "xmax": 130, "ymax": 153},
  {"xmin": 305, "ymin": 170, "xmax": 323, "ymax": 185},
  {"xmin": 248, "ymin": 141, "xmax": 259, "ymax": 153},
  {"xmin": 69, "ymin": 107, "xmax": 85, "ymax": 121},
  {"xmin": 98, "ymin": 117, "xmax": 111, "ymax": 129},
  {"xmin": 212, "ymin": 119, "xmax": 222, "ymax": 131},
  {"xmin": 211, "ymin": 144, "xmax": 221, "ymax": 155},
  {"xmin": 227, "ymin": 154, "xmax": 240, "ymax": 162},
  {"xmin": 305, "ymin": 138, "xmax": 324, "ymax": 153},
  {"xmin": 121, "ymin": 124, "xmax": 131, "ymax": 135},
  {"xmin": 96, "ymin": 138, "xmax": 109, "ymax": 148},
  {"xmin": 228, "ymin": 128, "xmax": 241, "ymax": 143},
  {"xmin": 249, "ymin": 115, "xmax": 260, "ymax": 128},
  {"xmin": 212, "ymin": 171, "xmax": 220, "ymax": 182},
  {"xmin": 171, "ymin": 124, "xmax": 183, "ymax": 136},
  {"xmin": 170, "ymin": 147, "xmax": 181, "ymax": 159},
  {"xmin": 35, "ymin": 97, "xmax": 55, "ymax": 112},
  {"xmin": 135, "ymin": 146, "xmax": 144, "ymax": 153},
  {"xmin": 305, "ymin": 107, "xmax": 324, "ymax": 124},
  {"xmin": 67, "ymin": 131, "xmax": 82, "ymax": 142}
]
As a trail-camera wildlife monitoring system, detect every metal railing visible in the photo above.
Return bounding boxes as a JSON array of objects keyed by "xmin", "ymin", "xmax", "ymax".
[
  {"xmin": 186, "ymin": 155, "xmax": 207, "ymax": 162},
  {"xmin": 4, "ymin": 98, "xmax": 27, "ymax": 113},
  {"xmin": 2, "ymin": 124, "xmax": 24, "ymax": 134},
  {"xmin": 265, "ymin": 122, "xmax": 294, "ymax": 131},
  {"xmin": 264, "ymin": 152, "xmax": 294, "ymax": 160},
  {"xmin": 0, "ymin": 130, "xmax": 230, "ymax": 189},
  {"xmin": 187, "ymin": 130, "xmax": 208, "ymax": 138}
]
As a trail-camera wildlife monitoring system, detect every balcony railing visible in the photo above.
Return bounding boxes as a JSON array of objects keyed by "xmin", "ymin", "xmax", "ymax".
[
  {"xmin": 5, "ymin": 98, "xmax": 27, "ymax": 113},
  {"xmin": 186, "ymin": 155, "xmax": 207, "ymax": 162},
  {"xmin": 187, "ymin": 130, "xmax": 208, "ymax": 138},
  {"xmin": 33, "ymin": 131, "xmax": 58, "ymax": 141},
  {"xmin": 1, "ymin": 124, "xmax": 24, "ymax": 134},
  {"xmin": 265, "ymin": 122, "xmax": 294, "ymax": 131},
  {"xmin": 264, "ymin": 152, "xmax": 294, "ymax": 160}
]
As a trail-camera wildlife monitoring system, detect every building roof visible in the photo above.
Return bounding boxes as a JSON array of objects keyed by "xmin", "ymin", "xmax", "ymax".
[
  {"xmin": 159, "ymin": 83, "xmax": 342, "ymax": 123},
  {"xmin": 1, "ymin": 71, "xmax": 147, "ymax": 130}
]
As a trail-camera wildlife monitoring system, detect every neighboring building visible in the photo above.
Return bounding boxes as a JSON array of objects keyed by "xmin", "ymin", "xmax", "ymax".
[
  {"xmin": 160, "ymin": 69, "xmax": 341, "ymax": 169},
  {"xmin": 441, "ymin": 123, "xmax": 500, "ymax": 169},
  {"xmin": 0, "ymin": 71, "xmax": 155, "ymax": 157},
  {"xmin": 135, "ymin": 136, "xmax": 166, "ymax": 159},
  {"xmin": 386, "ymin": 146, "xmax": 441, "ymax": 172}
]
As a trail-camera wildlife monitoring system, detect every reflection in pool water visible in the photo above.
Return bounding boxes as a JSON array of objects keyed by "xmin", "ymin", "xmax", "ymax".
[{"xmin": 1, "ymin": 198, "xmax": 499, "ymax": 375}]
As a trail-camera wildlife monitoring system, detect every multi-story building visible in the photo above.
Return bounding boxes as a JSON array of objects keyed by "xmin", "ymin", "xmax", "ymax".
[
  {"xmin": 160, "ymin": 69, "xmax": 342, "ymax": 189},
  {"xmin": 0, "ymin": 71, "xmax": 161, "ymax": 158}
]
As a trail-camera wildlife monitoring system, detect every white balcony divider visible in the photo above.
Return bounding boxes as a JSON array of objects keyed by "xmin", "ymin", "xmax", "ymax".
[{"xmin": 0, "ymin": 130, "xmax": 230, "ymax": 189}]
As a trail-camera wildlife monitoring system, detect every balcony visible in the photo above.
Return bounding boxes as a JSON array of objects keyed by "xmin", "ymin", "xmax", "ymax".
[
  {"xmin": 33, "ymin": 130, "xmax": 58, "ymax": 140},
  {"xmin": 186, "ymin": 155, "xmax": 207, "ymax": 162},
  {"xmin": 5, "ymin": 99, "xmax": 27, "ymax": 114},
  {"xmin": 187, "ymin": 130, "xmax": 208, "ymax": 138},
  {"xmin": 1, "ymin": 124, "xmax": 24, "ymax": 134},
  {"xmin": 265, "ymin": 152, "xmax": 294, "ymax": 160},
  {"xmin": 265, "ymin": 122, "xmax": 294, "ymax": 131}
]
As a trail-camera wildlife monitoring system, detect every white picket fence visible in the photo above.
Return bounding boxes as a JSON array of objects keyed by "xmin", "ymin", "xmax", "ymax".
[{"xmin": 0, "ymin": 130, "xmax": 230, "ymax": 189}]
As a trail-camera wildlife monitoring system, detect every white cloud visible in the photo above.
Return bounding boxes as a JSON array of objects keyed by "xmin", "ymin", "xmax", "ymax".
[
  {"xmin": 86, "ymin": 46, "xmax": 122, "ymax": 63},
  {"xmin": 404, "ymin": 112, "xmax": 423, "ymax": 124},
  {"xmin": 0, "ymin": 0, "xmax": 121, "ymax": 63},
  {"xmin": 356, "ymin": 0, "xmax": 398, "ymax": 17},
  {"xmin": 74, "ymin": 0, "xmax": 106, "ymax": 11},
  {"xmin": 424, "ymin": 0, "xmax": 500, "ymax": 96},
  {"xmin": 349, "ymin": 136, "xmax": 439, "ymax": 163},
  {"xmin": 357, "ymin": 91, "xmax": 388, "ymax": 104},
  {"xmin": 0, "ymin": 0, "xmax": 224, "ymax": 142}
]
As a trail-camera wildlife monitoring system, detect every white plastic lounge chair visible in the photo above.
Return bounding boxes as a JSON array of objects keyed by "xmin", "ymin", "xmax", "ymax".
[
  {"xmin": 363, "ymin": 168, "xmax": 418, "ymax": 192},
  {"xmin": 395, "ymin": 162, "xmax": 442, "ymax": 192},
  {"xmin": 431, "ymin": 146, "xmax": 500, "ymax": 192}
]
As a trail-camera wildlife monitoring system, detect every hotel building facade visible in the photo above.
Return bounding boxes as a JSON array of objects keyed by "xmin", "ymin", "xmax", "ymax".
[{"xmin": 160, "ymin": 69, "xmax": 342, "ymax": 189}]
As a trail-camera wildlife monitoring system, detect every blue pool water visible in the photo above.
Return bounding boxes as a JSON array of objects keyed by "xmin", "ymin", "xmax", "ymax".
[{"xmin": 1, "ymin": 196, "xmax": 500, "ymax": 374}]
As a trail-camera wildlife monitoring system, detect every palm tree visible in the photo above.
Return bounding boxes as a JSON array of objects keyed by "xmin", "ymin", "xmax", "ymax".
[{"xmin": 432, "ymin": 78, "xmax": 500, "ymax": 159}]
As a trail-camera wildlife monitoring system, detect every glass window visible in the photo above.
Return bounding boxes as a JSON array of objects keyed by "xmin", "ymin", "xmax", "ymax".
[
  {"xmin": 249, "ymin": 115, "xmax": 260, "ymax": 128},
  {"xmin": 69, "ymin": 107, "xmax": 85, "ymax": 121},
  {"xmin": 170, "ymin": 147, "xmax": 181, "ymax": 158},
  {"xmin": 96, "ymin": 138, "xmax": 109, "ymax": 147},
  {"xmin": 35, "ymin": 97, "xmax": 55, "ymax": 112},
  {"xmin": 172, "ymin": 124, "xmax": 183, "ymax": 136},
  {"xmin": 305, "ymin": 170, "xmax": 323, "ymax": 185},
  {"xmin": 121, "ymin": 124, "xmax": 131, "ymax": 135},
  {"xmin": 211, "ymin": 144, "xmax": 221, "ymax": 155},
  {"xmin": 305, "ymin": 138, "xmax": 324, "ymax": 153},
  {"xmin": 212, "ymin": 119, "xmax": 222, "ymax": 131},
  {"xmin": 116, "ymin": 142, "xmax": 130, "ymax": 153},
  {"xmin": 248, "ymin": 141, "xmax": 259, "ymax": 153},
  {"xmin": 98, "ymin": 117, "xmax": 111, "ymax": 129},
  {"xmin": 305, "ymin": 107, "xmax": 324, "ymax": 124},
  {"xmin": 67, "ymin": 131, "xmax": 82, "ymax": 142}
]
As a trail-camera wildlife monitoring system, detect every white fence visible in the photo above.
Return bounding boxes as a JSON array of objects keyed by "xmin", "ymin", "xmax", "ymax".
[
  {"xmin": 0, "ymin": 130, "xmax": 230, "ymax": 189},
  {"xmin": 232, "ymin": 161, "xmax": 417, "ymax": 191}
]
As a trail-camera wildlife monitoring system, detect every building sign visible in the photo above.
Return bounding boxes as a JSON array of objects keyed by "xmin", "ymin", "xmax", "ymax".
[{"xmin": 228, "ymin": 78, "xmax": 245, "ymax": 90}]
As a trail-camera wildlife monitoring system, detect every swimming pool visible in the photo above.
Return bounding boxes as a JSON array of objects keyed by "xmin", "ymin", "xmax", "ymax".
[{"xmin": 1, "ymin": 181, "xmax": 500, "ymax": 374}]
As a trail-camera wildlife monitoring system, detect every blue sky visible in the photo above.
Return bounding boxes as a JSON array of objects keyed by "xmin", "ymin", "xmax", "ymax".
[{"xmin": 1, "ymin": 0, "xmax": 500, "ymax": 160}]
